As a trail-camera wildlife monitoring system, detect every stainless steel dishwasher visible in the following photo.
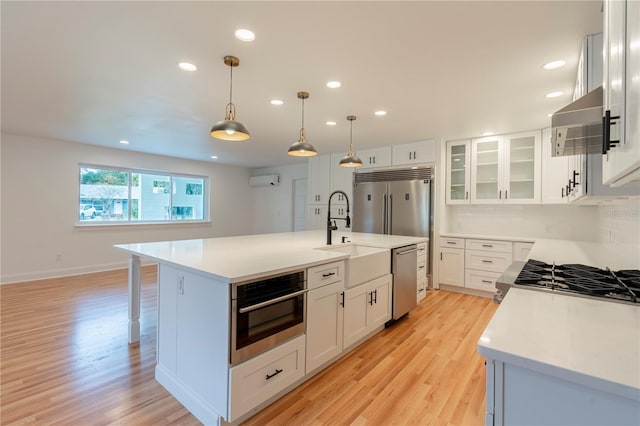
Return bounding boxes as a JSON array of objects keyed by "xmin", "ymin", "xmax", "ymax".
[{"xmin": 391, "ymin": 244, "xmax": 418, "ymax": 320}]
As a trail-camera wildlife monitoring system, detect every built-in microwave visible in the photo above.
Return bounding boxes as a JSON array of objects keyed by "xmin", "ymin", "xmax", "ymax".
[{"xmin": 230, "ymin": 270, "xmax": 306, "ymax": 366}]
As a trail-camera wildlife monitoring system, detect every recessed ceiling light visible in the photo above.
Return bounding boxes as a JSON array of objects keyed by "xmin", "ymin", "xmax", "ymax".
[
  {"xmin": 178, "ymin": 62, "xmax": 197, "ymax": 72},
  {"xmin": 482, "ymin": 132, "xmax": 494, "ymax": 136},
  {"xmin": 270, "ymin": 99, "xmax": 283, "ymax": 106},
  {"xmin": 545, "ymin": 91, "xmax": 564, "ymax": 98},
  {"xmin": 235, "ymin": 29, "xmax": 255, "ymax": 42},
  {"xmin": 119, "ymin": 140, "xmax": 129, "ymax": 145},
  {"xmin": 326, "ymin": 121, "xmax": 337, "ymax": 126},
  {"xmin": 326, "ymin": 81, "xmax": 341, "ymax": 89},
  {"xmin": 210, "ymin": 155, "xmax": 218, "ymax": 160},
  {"xmin": 543, "ymin": 60, "xmax": 566, "ymax": 70},
  {"xmin": 374, "ymin": 110, "xmax": 387, "ymax": 116}
]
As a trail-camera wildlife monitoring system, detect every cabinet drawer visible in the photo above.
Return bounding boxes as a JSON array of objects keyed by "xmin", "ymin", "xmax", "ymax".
[
  {"xmin": 229, "ymin": 335, "xmax": 305, "ymax": 421},
  {"xmin": 417, "ymin": 242, "xmax": 427, "ymax": 255},
  {"xmin": 465, "ymin": 250, "xmax": 513, "ymax": 273},
  {"xmin": 466, "ymin": 239, "xmax": 513, "ymax": 253},
  {"xmin": 440, "ymin": 237, "xmax": 465, "ymax": 249},
  {"xmin": 308, "ymin": 261, "xmax": 344, "ymax": 290},
  {"xmin": 465, "ymin": 270, "xmax": 500, "ymax": 293}
]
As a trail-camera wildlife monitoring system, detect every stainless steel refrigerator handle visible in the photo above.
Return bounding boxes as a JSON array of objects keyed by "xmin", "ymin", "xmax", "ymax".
[
  {"xmin": 238, "ymin": 289, "xmax": 308, "ymax": 314},
  {"xmin": 383, "ymin": 194, "xmax": 388, "ymax": 234},
  {"xmin": 389, "ymin": 194, "xmax": 393, "ymax": 234},
  {"xmin": 396, "ymin": 248, "xmax": 418, "ymax": 255}
]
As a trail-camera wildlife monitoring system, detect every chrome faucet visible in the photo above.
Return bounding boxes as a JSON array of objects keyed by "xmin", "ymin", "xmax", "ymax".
[{"xmin": 327, "ymin": 190, "xmax": 351, "ymax": 245}]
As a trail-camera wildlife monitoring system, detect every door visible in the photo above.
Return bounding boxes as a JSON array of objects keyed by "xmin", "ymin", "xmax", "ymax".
[
  {"xmin": 343, "ymin": 284, "xmax": 370, "ymax": 348},
  {"xmin": 446, "ymin": 140, "xmax": 471, "ymax": 204},
  {"xmin": 388, "ymin": 180, "xmax": 430, "ymax": 237},
  {"xmin": 368, "ymin": 275, "xmax": 392, "ymax": 329},
  {"xmin": 439, "ymin": 248, "xmax": 464, "ymax": 287},
  {"xmin": 306, "ymin": 281, "xmax": 344, "ymax": 373},
  {"xmin": 352, "ymin": 181, "xmax": 387, "ymax": 234},
  {"xmin": 471, "ymin": 136, "xmax": 504, "ymax": 203}
]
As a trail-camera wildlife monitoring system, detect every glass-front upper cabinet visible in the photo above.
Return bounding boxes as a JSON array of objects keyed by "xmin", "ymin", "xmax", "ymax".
[
  {"xmin": 446, "ymin": 140, "xmax": 470, "ymax": 204},
  {"xmin": 471, "ymin": 136, "xmax": 504, "ymax": 203},
  {"xmin": 505, "ymin": 132, "xmax": 541, "ymax": 203},
  {"xmin": 470, "ymin": 131, "xmax": 541, "ymax": 204}
]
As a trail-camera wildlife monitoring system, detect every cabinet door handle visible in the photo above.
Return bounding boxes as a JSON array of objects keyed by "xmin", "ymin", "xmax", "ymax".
[
  {"xmin": 499, "ymin": 190, "xmax": 502, "ymax": 199},
  {"xmin": 440, "ymin": 252, "xmax": 443, "ymax": 261},
  {"xmin": 373, "ymin": 289, "xmax": 378, "ymax": 304},
  {"xmin": 481, "ymin": 280, "xmax": 493, "ymax": 284},
  {"xmin": 265, "ymin": 368, "xmax": 283, "ymax": 380},
  {"xmin": 446, "ymin": 241, "xmax": 457, "ymax": 245},
  {"xmin": 340, "ymin": 291, "xmax": 345, "ymax": 307},
  {"xmin": 561, "ymin": 187, "xmax": 565, "ymax": 198},
  {"xmin": 368, "ymin": 291, "xmax": 374, "ymax": 305},
  {"xmin": 602, "ymin": 110, "xmax": 621, "ymax": 154},
  {"xmin": 373, "ymin": 156, "xmax": 376, "ymax": 164},
  {"xmin": 572, "ymin": 170, "xmax": 580, "ymax": 186},
  {"xmin": 505, "ymin": 190, "xmax": 508, "ymax": 199},
  {"xmin": 466, "ymin": 191, "xmax": 469, "ymax": 200},
  {"xmin": 482, "ymin": 244, "xmax": 493, "ymax": 248},
  {"xmin": 322, "ymin": 272, "xmax": 336, "ymax": 278},
  {"xmin": 482, "ymin": 260, "xmax": 493, "ymax": 264}
]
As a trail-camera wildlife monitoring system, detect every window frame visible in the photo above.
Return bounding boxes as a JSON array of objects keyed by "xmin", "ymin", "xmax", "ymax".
[{"xmin": 77, "ymin": 163, "xmax": 210, "ymax": 226}]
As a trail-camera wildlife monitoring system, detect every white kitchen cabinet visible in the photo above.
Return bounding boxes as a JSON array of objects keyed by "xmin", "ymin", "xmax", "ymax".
[
  {"xmin": 329, "ymin": 152, "xmax": 354, "ymax": 205},
  {"xmin": 307, "ymin": 206, "xmax": 328, "ymax": 230},
  {"xmin": 307, "ymin": 154, "xmax": 331, "ymax": 204},
  {"xmin": 603, "ymin": 0, "xmax": 640, "ymax": 186},
  {"xmin": 358, "ymin": 146, "xmax": 392, "ymax": 169},
  {"xmin": 471, "ymin": 131, "xmax": 541, "ymax": 204},
  {"xmin": 392, "ymin": 140, "xmax": 436, "ymax": 166},
  {"xmin": 156, "ymin": 264, "xmax": 229, "ymax": 422},
  {"xmin": 230, "ymin": 335, "xmax": 305, "ymax": 421},
  {"xmin": 306, "ymin": 281, "xmax": 344, "ymax": 374},
  {"xmin": 417, "ymin": 242, "xmax": 427, "ymax": 302},
  {"xmin": 540, "ymin": 127, "xmax": 569, "ymax": 204},
  {"xmin": 446, "ymin": 140, "xmax": 471, "ymax": 204},
  {"xmin": 343, "ymin": 274, "xmax": 392, "ymax": 349},
  {"xmin": 329, "ymin": 206, "xmax": 351, "ymax": 232},
  {"xmin": 464, "ymin": 239, "xmax": 513, "ymax": 294},
  {"xmin": 438, "ymin": 238, "xmax": 465, "ymax": 288}
]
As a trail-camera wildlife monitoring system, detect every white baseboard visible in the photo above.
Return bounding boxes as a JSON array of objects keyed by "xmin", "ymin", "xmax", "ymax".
[{"xmin": 0, "ymin": 260, "xmax": 157, "ymax": 285}]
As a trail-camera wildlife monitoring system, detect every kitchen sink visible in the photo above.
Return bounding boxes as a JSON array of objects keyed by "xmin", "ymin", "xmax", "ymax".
[{"xmin": 317, "ymin": 244, "xmax": 390, "ymax": 288}]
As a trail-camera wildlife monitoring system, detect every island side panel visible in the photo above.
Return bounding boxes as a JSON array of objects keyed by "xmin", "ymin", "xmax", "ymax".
[
  {"xmin": 128, "ymin": 255, "xmax": 141, "ymax": 343},
  {"xmin": 155, "ymin": 263, "xmax": 231, "ymax": 423}
]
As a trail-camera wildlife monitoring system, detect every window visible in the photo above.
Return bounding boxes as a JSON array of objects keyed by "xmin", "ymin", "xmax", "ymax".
[{"xmin": 79, "ymin": 165, "xmax": 207, "ymax": 223}]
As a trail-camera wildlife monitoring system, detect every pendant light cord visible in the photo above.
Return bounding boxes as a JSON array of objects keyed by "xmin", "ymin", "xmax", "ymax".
[
  {"xmin": 228, "ymin": 64, "xmax": 234, "ymax": 115},
  {"xmin": 349, "ymin": 119, "xmax": 354, "ymax": 154},
  {"xmin": 299, "ymin": 97, "xmax": 306, "ymax": 142}
]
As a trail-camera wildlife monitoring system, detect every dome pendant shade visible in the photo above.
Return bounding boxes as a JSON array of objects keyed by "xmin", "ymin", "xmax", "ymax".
[
  {"xmin": 211, "ymin": 56, "xmax": 250, "ymax": 141},
  {"xmin": 288, "ymin": 92, "xmax": 317, "ymax": 157},
  {"xmin": 339, "ymin": 115, "xmax": 363, "ymax": 168}
]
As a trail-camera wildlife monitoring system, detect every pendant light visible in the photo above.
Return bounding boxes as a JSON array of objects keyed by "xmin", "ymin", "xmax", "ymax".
[
  {"xmin": 339, "ymin": 115, "xmax": 363, "ymax": 167},
  {"xmin": 287, "ymin": 92, "xmax": 318, "ymax": 157},
  {"xmin": 210, "ymin": 56, "xmax": 250, "ymax": 141}
]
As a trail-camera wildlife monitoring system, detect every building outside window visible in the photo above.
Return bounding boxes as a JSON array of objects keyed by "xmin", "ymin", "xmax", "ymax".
[{"xmin": 79, "ymin": 166, "xmax": 207, "ymax": 223}]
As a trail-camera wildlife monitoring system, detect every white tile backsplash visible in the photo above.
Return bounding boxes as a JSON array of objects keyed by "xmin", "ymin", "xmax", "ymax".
[
  {"xmin": 596, "ymin": 199, "xmax": 640, "ymax": 268},
  {"xmin": 445, "ymin": 205, "xmax": 600, "ymax": 242}
]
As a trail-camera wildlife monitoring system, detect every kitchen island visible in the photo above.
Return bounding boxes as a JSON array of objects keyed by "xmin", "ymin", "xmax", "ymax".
[
  {"xmin": 478, "ymin": 238, "xmax": 640, "ymax": 425},
  {"xmin": 115, "ymin": 230, "xmax": 427, "ymax": 425}
]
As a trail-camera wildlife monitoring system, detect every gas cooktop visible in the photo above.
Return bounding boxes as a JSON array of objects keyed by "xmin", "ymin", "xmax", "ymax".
[{"xmin": 512, "ymin": 259, "xmax": 640, "ymax": 305}]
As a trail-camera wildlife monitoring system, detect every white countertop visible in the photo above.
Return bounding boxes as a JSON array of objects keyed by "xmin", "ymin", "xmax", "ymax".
[
  {"xmin": 478, "ymin": 288, "xmax": 640, "ymax": 401},
  {"xmin": 115, "ymin": 230, "xmax": 426, "ymax": 283},
  {"xmin": 440, "ymin": 233, "xmax": 535, "ymax": 243}
]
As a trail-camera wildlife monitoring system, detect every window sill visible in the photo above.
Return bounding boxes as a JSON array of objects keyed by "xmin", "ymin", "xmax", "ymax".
[{"xmin": 75, "ymin": 220, "xmax": 212, "ymax": 229}]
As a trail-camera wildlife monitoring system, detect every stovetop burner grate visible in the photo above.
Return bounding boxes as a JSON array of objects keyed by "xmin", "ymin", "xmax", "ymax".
[{"xmin": 514, "ymin": 259, "xmax": 640, "ymax": 304}]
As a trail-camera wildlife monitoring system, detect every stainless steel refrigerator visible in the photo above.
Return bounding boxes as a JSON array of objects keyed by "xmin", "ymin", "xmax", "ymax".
[{"xmin": 352, "ymin": 167, "xmax": 432, "ymax": 319}]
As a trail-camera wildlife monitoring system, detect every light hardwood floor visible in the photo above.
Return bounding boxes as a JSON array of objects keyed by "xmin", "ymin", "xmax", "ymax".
[{"xmin": 1, "ymin": 267, "xmax": 497, "ymax": 425}]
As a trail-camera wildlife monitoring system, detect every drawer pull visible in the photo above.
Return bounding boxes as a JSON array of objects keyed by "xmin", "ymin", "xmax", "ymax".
[
  {"xmin": 482, "ymin": 244, "xmax": 493, "ymax": 248},
  {"xmin": 322, "ymin": 272, "xmax": 336, "ymax": 278},
  {"xmin": 419, "ymin": 266, "xmax": 425, "ymax": 270},
  {"xmin": 446, "ymin": 241, "xmax": 457, "ymax": 245},
  {"xmin": 265, "ymin": 368, "xmax": 283, "ymax": 380},
  {"xmin": 482, "ymin": 260, "xmax": 493, "ymax": 264},
  {"xmin": 481, "ymin": 280, "xmax": 493, "ymax": 284}
]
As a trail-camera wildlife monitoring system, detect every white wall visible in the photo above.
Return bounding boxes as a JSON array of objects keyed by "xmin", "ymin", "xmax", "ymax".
[
  {"xmin": 443, "ymin": 204, "xmax": 600, "ymax": 242},
  {"xmin": 250, "ymin": 163, "xmax": 308, "ymax": 234},
  {"xmin": 596, "ymin": 198, "xmax": 640, "ymax": 267},
  {"xmin": 0, "ymin": 133, "xmax": 254, "ymax": 283}
]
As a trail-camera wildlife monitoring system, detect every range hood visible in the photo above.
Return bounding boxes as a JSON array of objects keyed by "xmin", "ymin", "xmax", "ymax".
[{"xmin": 551, "ymin": 86, "xmax": 603, "ymax": 157}]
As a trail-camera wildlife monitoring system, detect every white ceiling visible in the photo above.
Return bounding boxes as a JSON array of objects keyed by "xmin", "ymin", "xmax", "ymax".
[{"xmin": 1, "ymin": 1, "xmax": 602, "ymax": 169}]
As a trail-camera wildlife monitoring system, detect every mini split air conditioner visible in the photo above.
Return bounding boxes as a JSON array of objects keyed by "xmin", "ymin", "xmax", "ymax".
[{"xmin": 248, "ymin": 174, "xmax": 280, "ymax": 187}]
